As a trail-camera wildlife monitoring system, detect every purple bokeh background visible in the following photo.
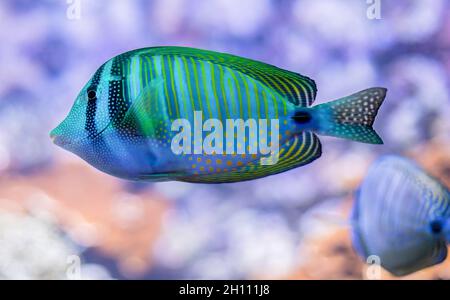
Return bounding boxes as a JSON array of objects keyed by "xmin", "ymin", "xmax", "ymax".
[{"xmin": 0, "ymin": 0, "xmax": 449, "ymax": 279}]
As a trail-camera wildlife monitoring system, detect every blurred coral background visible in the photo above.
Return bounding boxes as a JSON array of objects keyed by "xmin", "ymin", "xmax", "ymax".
[{"xmin": 0, "ymin": 0, "xmax": 449, "ymax": 279}]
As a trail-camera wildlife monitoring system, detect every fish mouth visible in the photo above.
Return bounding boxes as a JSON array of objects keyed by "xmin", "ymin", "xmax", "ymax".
[
  {"xmin": 50, "ymin": 133, "xmax": 74, "ymax": 148},
  {"xmin": 50, "ymin": 123, "xmax": 111, "ymax": 148},
  {"xmin": 50, "ymin": 130, "xmax": 70, "ymax": 147}
]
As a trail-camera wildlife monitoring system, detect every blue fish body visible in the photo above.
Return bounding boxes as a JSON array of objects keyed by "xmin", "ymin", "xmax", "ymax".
[
  {"xmin": 351, "ymin": 155, "xmax": 450, "ymax": 276},
  {"xmin": 50, "ymin": 47, "xmax": 387, "ymax": 183}
]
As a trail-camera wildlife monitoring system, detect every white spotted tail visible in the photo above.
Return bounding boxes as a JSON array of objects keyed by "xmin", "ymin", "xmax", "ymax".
[{"xmin": 294, "ymin": 87, "xmax": 387, "ymax": 144}]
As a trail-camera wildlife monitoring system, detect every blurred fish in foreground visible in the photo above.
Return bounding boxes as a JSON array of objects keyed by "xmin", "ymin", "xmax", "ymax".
[{"xmin": 351, "ymin": 155, "xmax": 450, "ymax": 276}]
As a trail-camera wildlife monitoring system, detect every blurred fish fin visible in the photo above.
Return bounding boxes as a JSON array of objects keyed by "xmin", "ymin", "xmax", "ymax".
[
  {"xmin": 388, "ymin": 241, "xmax": 448, "ymax": 277},
  {"xmin": 120, "ymin": 77, "xmax": 166, "ymax": 136},
  {"xmin": 350, "ymin": 188, "xmax": 369, "ymax": 258},
  {"xmin": 309, "ymin": 87, "xmax": 387, "ymax": 144}
]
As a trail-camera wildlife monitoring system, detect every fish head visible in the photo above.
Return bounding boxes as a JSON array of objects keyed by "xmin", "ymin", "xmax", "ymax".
[
  {"xmin": 50, "ymin": 62, "xmax": 115, "ymax": 152},
  {"xmin": 49, "ymin": 59, "xmax": 162, "ymax": 179}
]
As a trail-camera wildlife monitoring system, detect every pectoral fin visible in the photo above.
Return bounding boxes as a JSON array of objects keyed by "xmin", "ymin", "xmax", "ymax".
[{"xmin": 120, "ymin": 77, "xmax": 167, "ymax": 137}]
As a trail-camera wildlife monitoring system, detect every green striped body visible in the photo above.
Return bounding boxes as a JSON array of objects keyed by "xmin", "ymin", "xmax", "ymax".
[{"xmin": 108, "ymin": 47, "xmax": 321, "ymax": 182}]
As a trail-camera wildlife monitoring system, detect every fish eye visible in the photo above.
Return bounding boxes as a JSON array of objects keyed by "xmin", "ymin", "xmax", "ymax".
[
  {"xmin": 87, "ymin": 90, "xmax": 97, "ymax": 100},
  {"xmin": 430, "ymin": 220, "xmax": 442, "ymax": 234}
]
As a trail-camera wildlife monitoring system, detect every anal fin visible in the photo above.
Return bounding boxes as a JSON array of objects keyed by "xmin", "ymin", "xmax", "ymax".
[{"xmin": 177, "ymin": 132, "xmax": 322, "ymax": 183}]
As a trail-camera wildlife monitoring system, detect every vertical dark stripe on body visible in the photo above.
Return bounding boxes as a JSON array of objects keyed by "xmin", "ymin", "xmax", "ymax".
[
  {"xmin": 85, "ymin": 64, "xmax": 105, "ymax": 138},
  {"xmin": 85, "ymin": 100, "xmax": 98, "ymax": 137},
  {"xmin": 107, "ymin": 56, "xmax": 133, "ymax": 134}
]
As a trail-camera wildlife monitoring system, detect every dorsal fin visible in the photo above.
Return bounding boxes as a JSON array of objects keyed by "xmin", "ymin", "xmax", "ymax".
[{"xmin": 136, "ymin": 46, "xmax": 317, "ymax": 107}]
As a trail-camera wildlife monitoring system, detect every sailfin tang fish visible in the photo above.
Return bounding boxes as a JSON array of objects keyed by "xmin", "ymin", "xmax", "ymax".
[
  {"xmin": 50, "ymin": 46, "xmax": 387, "ymax": 183},
  {"xmin": 351, "ymin": 155, "xmax": 450, "ymax": 276}
]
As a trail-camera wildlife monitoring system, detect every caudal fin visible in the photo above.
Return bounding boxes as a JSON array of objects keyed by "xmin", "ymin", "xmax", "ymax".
[{"xmin": 298, "ymin": 87, "xmax": 387, "ymax": 144}]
